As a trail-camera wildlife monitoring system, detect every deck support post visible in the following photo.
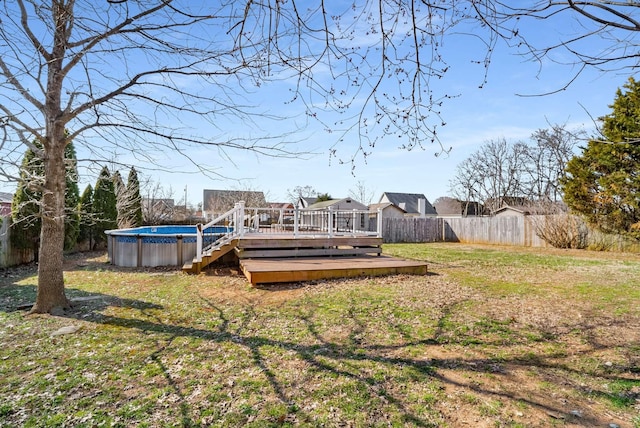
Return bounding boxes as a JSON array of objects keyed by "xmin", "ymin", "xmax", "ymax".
[
  {"xmin": 377, "ymin": 208, "xmax": 383, "ymax": 238},
  {"xmin": 137, "ymin": 235, "xmax": 143, "ymax": 267},
  {"xmin": 294, "ymin": 207, "xmax": 299, "ymax": 238},
  {"xmin": 176, "ymin": 235, "xmax": 183, "ymax": 266}
]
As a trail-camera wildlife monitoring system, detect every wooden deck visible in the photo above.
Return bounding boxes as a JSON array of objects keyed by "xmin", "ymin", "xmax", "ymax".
[
  {"xmin": 183, "ymin": 234, "xmax": 427, "ymax": 284},
  {"xmin": 240, "ymin": 255, "xmax": 428, "ymax": 286}
]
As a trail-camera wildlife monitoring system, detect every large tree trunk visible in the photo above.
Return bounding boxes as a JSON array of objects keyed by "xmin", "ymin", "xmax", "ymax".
[
  {"xmin": 30, "ymin": 4, "xmax": 71, "ymax": 315},
  {"xmin": 31, "ymin": 141, "xmax": 70, "ymax": 314}
]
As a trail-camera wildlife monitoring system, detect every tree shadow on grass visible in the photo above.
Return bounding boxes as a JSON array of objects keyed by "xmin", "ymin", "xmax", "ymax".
[
  {"xmin": 1, "ymin": 256, "xmax": 637, "ymax": 427},
  {"xmin": 43, "ymin": 296, "xmax": 637, "ymax": 427},
  {"xmin": 0, "ymin": 283, "xmax": 163, "ymax": 314}
]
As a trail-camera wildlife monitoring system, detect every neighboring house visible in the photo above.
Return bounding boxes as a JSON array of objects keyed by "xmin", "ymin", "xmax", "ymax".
[
  {"xmin": 485, "ymin": 196, "xmax": 531, "ymax": 214},
  {"xmin": 378, "ymin": 192, "xmax": 437, "ymax": 217},
  {"xmin": 296, "ymin": 197, "xmax": 318, "ymax": 209},
  {"xmin": 433, "ymin": 197, "xmax": 485, "ymax": 217},
  {"xmin": 306, "ymin": 197, "xmax": 368, "ymax": 211},
  {"xmin": 494, "ymin": 203, "xmax": 564, "ymax": 217},
  {"xmin": 0, "ymin": 192, "xmax": 13, "ymax": 217},
  {"xmin": 302, "ymin": 197, "xmax": 368, "ymax": 232},
  {"xmin": 369, "ymin": 202, "xmax": 406, "ymax": 219},
  {"xmin": 203, "ymin": 189, "xmax": 267, "ymax": 219}
]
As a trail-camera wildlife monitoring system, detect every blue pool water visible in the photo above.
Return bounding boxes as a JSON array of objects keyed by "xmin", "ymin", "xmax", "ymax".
[{"xmin": 111, "ymin": 225, "xmax": 230, "ymax": 236}]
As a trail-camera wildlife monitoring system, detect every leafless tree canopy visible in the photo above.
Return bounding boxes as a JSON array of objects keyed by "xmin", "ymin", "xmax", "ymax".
[
  {"xmin": 286, "ymin": 185, "xmax": 318, "ymax": 205},
  {"xmin": 473, "ymin": 1, "xmax": 640, "ymax": 94},
  {"xmin": 348, "ymin": 180, "xmax": 376, "ymax": 206},
  {"xmin": 449, "ymin": 125, "xmax": 579, "ymax": 212}
]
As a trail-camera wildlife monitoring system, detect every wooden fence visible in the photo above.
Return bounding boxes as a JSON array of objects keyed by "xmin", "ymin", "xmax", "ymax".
[
  {"xmin": 0, "ymin": 217, "xmax": 35, "ymax": 268},
  {"xmin": 381, "ymin": 216, "xmax": 548, "ymax": 247}
]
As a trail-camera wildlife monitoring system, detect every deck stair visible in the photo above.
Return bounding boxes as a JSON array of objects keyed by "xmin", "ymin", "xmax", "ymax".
[{"xmin": 182, "ymin": 239, "xmax": 239, "ymax": 274}]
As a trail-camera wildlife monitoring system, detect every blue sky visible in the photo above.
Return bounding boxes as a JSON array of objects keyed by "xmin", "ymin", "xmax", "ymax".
[
  {"xmin": 121, "ymin": 5, "xmax": 631, "ymax": 207},
  {"xmin": 2, "ymin": 3, "xmax": 634, "ymax": 208},
  {"xmin": 147, "ymin": 39, "xmax": 625, "ymax": 206}
]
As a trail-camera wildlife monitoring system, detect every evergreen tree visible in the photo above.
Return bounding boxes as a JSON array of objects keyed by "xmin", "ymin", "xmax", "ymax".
[
  {"xmin": 112, "ymin": 170, "xmax": 126, "ymax": 228},
  {"xmin": 11, "ymin": 141, "xmax": 44, "ymax": 258},
  {"xmin": 92, "ymin": 166, "xmax": 118, "ymax": 246},
  {"xmin": 126, "ymin": 167, "xmax": 144, "ymax": 227},
  {"xmin": 11, "ymin": 139, "xmax": 80, "ymax": 255},
  {"xmin": 317, "ymin": 193, "xmax": 332, "ymax": 202},
  {"xmin": 561, "ymin": 77, "xmax": 640, "ymax": 239},
  {"xmin": 78, "ymin": 185, "xmax": 95, "ymax": 249}
]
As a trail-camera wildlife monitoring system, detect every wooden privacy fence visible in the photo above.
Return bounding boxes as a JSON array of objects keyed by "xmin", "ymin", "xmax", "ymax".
[
  {"xmin": 0, "ymin": 217, "xmax": 34, "ymax": 268},
  {"xmin": 382, "ymin": 216, "xmax": 548, "ymax": 247}
]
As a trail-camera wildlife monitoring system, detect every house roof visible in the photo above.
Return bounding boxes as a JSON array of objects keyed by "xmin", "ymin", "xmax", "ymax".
[
  {"xmin": 0, "ymin": 192, "xmax": 13, "ymax": 203},
  {"xmin": 494, "ymin": 203, "xmax": 564, "ymax": 216},
  {"xmin": 368, "ymin": 202, "xmax": 406, "ymax": 213},
  {"xmin": 379, "ymin": 192, "xmax": 437, "ymax": 215},
  {"xmin": 268, "ymin": 202, "xmax": 293, "ymax": 209},
  {"xmin": 307, "ymin": 199, "xmax": 340, "ymax": 209},
  {"xmin": 203, "ymin": 189, "xmax": 266, "ymax": 211},
  {"xmin": 305, "ymin": 197, "xmax": 367, "ymax": 210},
  {"xmin": 433, "ymin": 198, "xmax": 484, "ymax": 216}
]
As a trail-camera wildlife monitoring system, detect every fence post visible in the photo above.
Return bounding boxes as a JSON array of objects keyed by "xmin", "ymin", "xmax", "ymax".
[
  {"xmin": 195, "ymin": 224, "xmax": 203, "ymax": 263},
  {"xmin": 352, "ymin": 209, "xmax": 357, "ymax": 234},
  {"xmin": 238, "ymin": 201, "xmax": 245, "ymax": 238},
  {"xmin": 328, "ymin": 207, "xmax": 334, "ymax": 238}
]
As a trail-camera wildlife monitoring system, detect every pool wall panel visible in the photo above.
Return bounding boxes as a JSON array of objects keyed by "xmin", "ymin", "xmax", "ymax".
[{"xmin": 106, "ymin": 226, "xmax": 226, "ymax": 268}]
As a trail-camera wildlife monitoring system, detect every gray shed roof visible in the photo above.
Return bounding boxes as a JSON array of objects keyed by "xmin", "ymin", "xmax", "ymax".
[{"xmin": 379, "ymin": 192, "xmax": 437, "ymax": 215}]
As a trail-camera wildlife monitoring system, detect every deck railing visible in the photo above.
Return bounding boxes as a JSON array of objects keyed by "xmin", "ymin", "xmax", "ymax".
[{"xmin": 195, "ymin": 201, "xmax": 382, "ymax": 262}]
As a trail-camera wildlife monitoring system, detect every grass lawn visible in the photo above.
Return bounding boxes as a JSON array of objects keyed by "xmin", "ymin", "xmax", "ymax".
[{"xmin": 1, "ymin": 243, "xmax": 639, "ymax": 427}]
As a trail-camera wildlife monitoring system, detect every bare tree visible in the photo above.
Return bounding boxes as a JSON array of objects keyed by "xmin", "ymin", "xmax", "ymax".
[
  {"xmin": 348, "ymin": 180, "xmax": 376, "ymax": 205},
  {"xmin": 450, "ymin": 138, "xmax": 528, "ymax": 213},
  {"xmin": 450, "ymin": 125, "xmax": 581, "ymax": 212},
  {"xmin": 286, "ymin": 185, "xmax": 318, "ymax": 204},
  {"xmin": 140, "ymin": 179, "xmax": 176, "ymax": 226},
  {"xmin": 203, "ymin": 184, "xmax": 270, "ymax": 218},
  {"xmin": 2, "ymin": 1, "xmax": 638, "ymax": 313},
  {"xmin": 0, "ymin": 2, "xmax": 308, "ymax": 313},
  {"xmin": 522, "ymin": 125, "xmax": 580, "ymax": 202}
]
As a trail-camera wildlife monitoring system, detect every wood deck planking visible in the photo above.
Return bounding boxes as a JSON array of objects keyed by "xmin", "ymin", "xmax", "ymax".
[
  {"xmin": 239, "ymin": 255, "xmax": 428, "ymax": 285},
  {"xmin": 185, "ymin": 234, "xmax": 427, "ymax": 285}
]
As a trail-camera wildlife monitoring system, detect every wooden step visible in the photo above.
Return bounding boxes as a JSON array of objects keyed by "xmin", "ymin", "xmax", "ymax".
[{"xmin": 182, "ymin": 239, "xmax": 238, "ymax": 274}]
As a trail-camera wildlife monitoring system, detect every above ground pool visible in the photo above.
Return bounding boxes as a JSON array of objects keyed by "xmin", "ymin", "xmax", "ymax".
[{"xmin": 105, "ymin": 225, "xmax": 231, "ymax": 268}]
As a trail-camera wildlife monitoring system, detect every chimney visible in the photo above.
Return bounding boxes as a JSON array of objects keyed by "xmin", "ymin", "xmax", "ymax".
[{"xmin": 418, "ymin": 198, "xmax": 426, "ymax": 217}]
